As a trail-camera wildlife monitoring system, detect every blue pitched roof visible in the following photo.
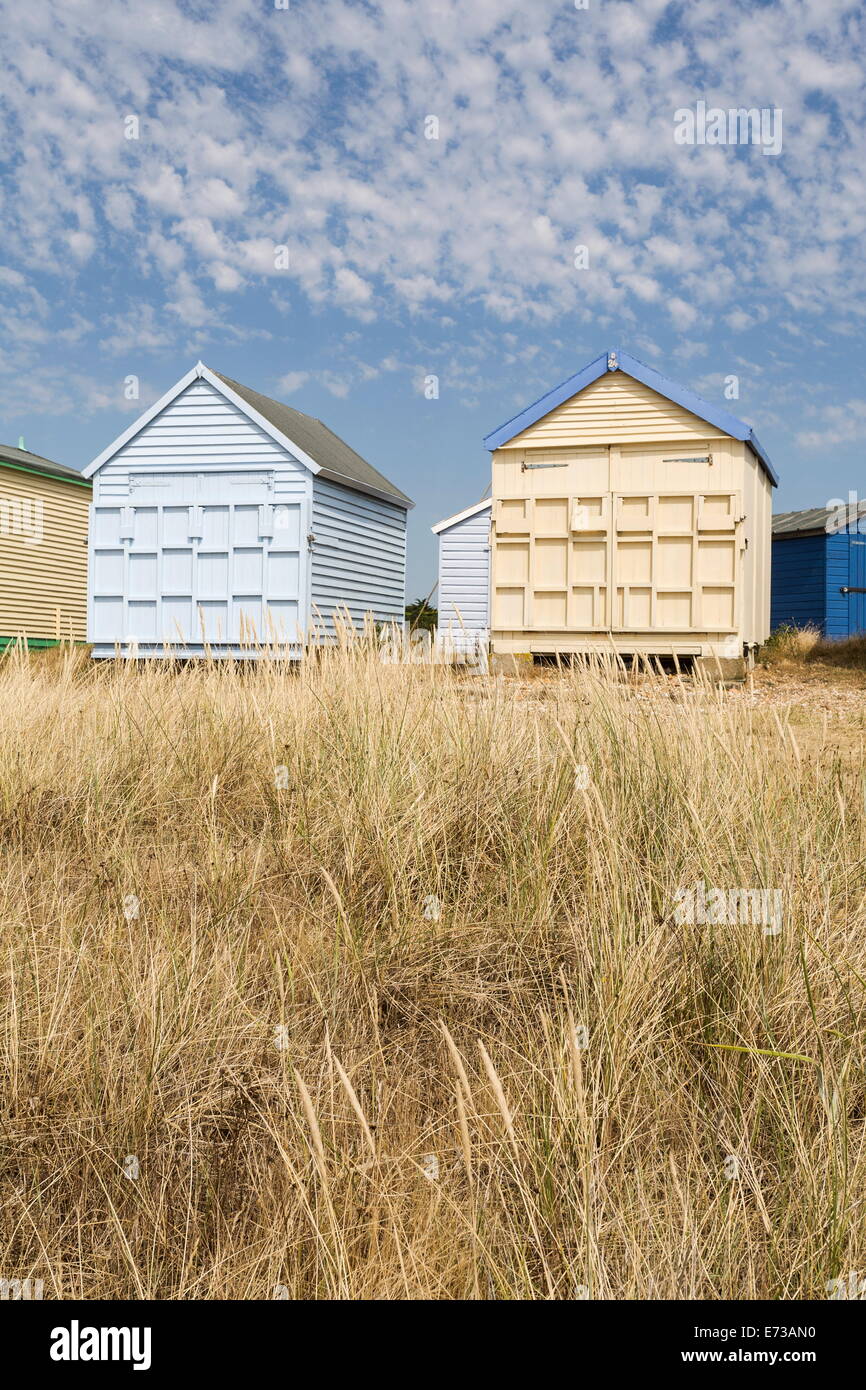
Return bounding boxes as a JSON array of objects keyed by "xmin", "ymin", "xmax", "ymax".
[{"xmin": 483, "ymin": 348, "xmax": 778, "ymax": 487}]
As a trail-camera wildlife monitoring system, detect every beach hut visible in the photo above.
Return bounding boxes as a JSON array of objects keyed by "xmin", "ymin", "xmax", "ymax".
[
  {"xmin": 83, "ymin": 363, "xmax": 412, "ymax": 657},
  {"xmin": 771, "ymin": 502, "xmax": 866, "ymax": 639},
  {"xmin": 482, "ymin": 348, "xmax": 778, "ymax": 675},
  {"xmin": 431, "ymin": 498, "xmax": 491, "ymax": 656},
  {"xmin": 0, "ymin": 442, "xmax": 91, "ymax": 649}
]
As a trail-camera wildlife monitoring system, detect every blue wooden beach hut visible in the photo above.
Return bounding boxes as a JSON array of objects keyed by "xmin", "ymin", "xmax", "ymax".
[{"xmin": 771, "ymin": 503, "xmax": 866, "ymax": 637}]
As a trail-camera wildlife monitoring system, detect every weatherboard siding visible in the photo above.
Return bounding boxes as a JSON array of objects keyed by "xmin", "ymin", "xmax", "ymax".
[
  {"xmin": 770, "ymin": 529, "xmax": 866, "ymax": 640},
  {"xmin": 309, "ymin": 475, "xmax": 406, "ymax": 634},
  {"xmin": 98, "ymin": 379, "xmax": 308, "ymax": 483},
  {"xmin": 0, "ymin": 464, "xmax": 91, "ymax": 642},
  {"xmin": 770, "ymin": 535, "xmax": 826, "ymax": 632},
  {"xmin": 437, "ymin": 505, "xmax": 491, "ymax": 642},
  {"xmin": 508, "ymin": 373, "xmax": 729, "ymax": 449},
  {"xmin": 743, "ymin": 447, "xmax": 772, "ymax": 647}
]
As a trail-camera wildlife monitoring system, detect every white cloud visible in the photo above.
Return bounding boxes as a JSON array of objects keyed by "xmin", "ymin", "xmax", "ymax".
[
  {"xmin": 668, "ymin": 297, "xmax": 699, "ymax": 330},
  {"xmin": 277, "ymin": 371, "xmax": 309, "ymax": 395},
  {"xmin": 0, "ymin": 0, "xmax": 863, "ymax": 376},
  {"xmin": 210, "ymin": 262, "xmax": 244, "ymax": 292},
  {"xmin": 797, "ymin": 400, "xmax": 866, "ymax": 447},
  {"xmin": 164, "ymin": 272, "xmax": 212, "ymax": 328},
  {"xmin": 333, "ymin": 267, "xmax": 373, "ymax": 305}
]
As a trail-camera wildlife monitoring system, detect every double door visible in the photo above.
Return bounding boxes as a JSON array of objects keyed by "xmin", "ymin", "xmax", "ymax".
[
  {"xmin": 90, "ymin": 471, "xmax": 305, "ymax": 645},
  {"xmin": 492, "ymin": 490, "xmax": 741, "ymax": 632}
]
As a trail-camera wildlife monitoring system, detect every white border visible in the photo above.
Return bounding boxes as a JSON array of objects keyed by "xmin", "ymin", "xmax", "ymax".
[{"xmin": 431, "ymin": 496, "xmax": 492, "ymax": 534}]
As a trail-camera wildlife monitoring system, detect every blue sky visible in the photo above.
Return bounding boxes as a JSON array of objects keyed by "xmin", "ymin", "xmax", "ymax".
[{"xmin": 1, "ymin": 0, "xmax": 864, "ymax": 596}]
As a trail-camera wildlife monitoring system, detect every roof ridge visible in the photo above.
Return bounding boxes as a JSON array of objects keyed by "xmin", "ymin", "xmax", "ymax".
[
  {"xmin": 210, "ymin": 368, "xmax": 413, "ymax": 508},
  {"xmin": 482, "ymin": 347, "xmax": 778, "ymax": 487}
]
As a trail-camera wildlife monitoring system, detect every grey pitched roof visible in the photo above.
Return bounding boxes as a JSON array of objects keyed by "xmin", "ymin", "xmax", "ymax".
[
  {"xmin": 214, "ymin": 371, "xmax": 412, "ymax": 508},
  {"xmin": 0, "ymin": 443, "xmax": 90, "ymax": 487},
  {"xmin": 773, "ymin": 503, "xmax": 866, "ymax": 536}
]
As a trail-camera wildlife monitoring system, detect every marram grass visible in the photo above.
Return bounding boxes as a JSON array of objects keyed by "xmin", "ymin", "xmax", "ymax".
[{"xmin": 0, "ymin": 641, "xmax": 864, "ymax": 1299}]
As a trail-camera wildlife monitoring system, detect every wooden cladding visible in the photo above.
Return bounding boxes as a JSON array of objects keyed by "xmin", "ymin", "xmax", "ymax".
[
  {"xmin": 506, "ymin": 372, "xmax": 731, "ymax": 449},
  {"xmin": 0, "ymin": 465, "xmax": 90, "ymax": 642},
  {"xmin": 492, "ymin": 491, "xmax": 740, "ymax": 633}
]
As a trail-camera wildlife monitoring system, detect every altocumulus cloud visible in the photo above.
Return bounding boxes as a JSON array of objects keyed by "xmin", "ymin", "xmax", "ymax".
[{"xmin": 0, "ymin": 0, "xmax": 864, "ymax": 432}]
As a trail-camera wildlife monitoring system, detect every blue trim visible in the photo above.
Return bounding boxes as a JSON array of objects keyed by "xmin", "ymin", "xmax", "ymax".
[
  {"xmin": 746, "ymin": 431, "xmax": 778, "ymax": 487},
  {"xmin": 483, "ymin": 346, "xmax": 779, "ymax": 487}
]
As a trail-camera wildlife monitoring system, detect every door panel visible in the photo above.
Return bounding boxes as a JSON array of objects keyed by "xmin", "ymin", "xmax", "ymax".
[
  {"xmin": 129, "ymin": 552, "xmax": 157, "ymax": 597},
  {"xmin": 234, "ymin": 506, "xmax": 261, "ymax": 545},
  {"xmin": 234, "ymin": 548, "xmax": 263, "ymax": 591},
  {"xmin": 198, "ymin": 600, "xmax": 228, "ymax": 642},
  {"xmin": 274, "ymin": 504, "xmax": 302, "ymax": 546},
  {"xmin": 94, "ymin": 549, "xmax": 123, "ymax": 592},
  {"xmin": 162, "ymin": 597, "xmax": 192, "ymax": 642},
  {"xmin": 163, "ymin": 549, "xmax": 193, "ymax": 592},
  {"xmin": 611, "ymin": 492, "xmax": 739, "ymax": 632},
  {"xmin": 93, "ymin": 595, "xmax": 122, "ymax": 640},
  {"xmin": 201, "ymin": 506, "xmax": 229, "ymax": 547},
  {"xmin": 198, "ymin": 551, "xmax": 229, "ymax": 597},
  {"xmin": 163, "ymin": 508, "xmax": 190, "ymax": 545},
  {"xmin": 491, "ymin": 490, "xmax": 740, "ymax": 633},
  {"xmin": 90, "ymin": 474, "xmax": 305, "ymax": 648},
  {"xmin": 268, "ymin": 551, "xmax": 300, "ymax": 593},
  {"xmin": 132, "ymin": 508, "xmax": 158, "ymax": 546},
  {"xmin": 128, "ymin": 601, "xmax": 157, "ymax": 640},
  {"xmin": 236, "ymin": 598, "xmax": 263, "ymax": 642},
  {"xmin": 267, "ymin": 599, "xmax": 300, "ymax": 641}
]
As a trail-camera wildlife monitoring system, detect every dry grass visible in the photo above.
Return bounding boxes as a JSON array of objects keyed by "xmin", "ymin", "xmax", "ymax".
[
  {"xmin": 761, "ymin": 623, "xmax": 822, "ymax": 663},
  {"xmin": 1, "ymin": 642, "xmax": 865, "ymax": 1300},
  {"xmin": 809, "ymin": 635, "xmax": 866, "ymax": 671},
  {"xmin": 762, "ymin": 624, "xmax": 866, "ymax": 672}
]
